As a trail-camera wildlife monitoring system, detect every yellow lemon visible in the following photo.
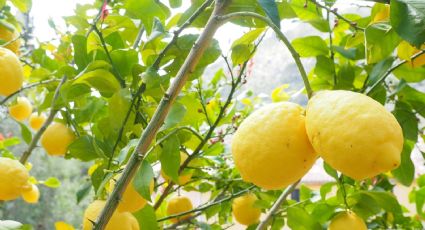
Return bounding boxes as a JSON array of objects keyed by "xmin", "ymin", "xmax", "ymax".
[
  {"xmin": 41, "ymin": 122, "xmax": 75, "ymax": 156},
  {"xmin": 232, "ymin": 102, "xmax": 317, "ymax": 190},
  {"xmin": 232, "ymin": 194, "xmax": 261, "ymax": 226},
  {"xmin": 29, "ymin": 112, "xmax": 47, "ymax": 130},
  {"xmin": 328, "ymin": 211, "xmax": 367, "ymax": 230},
  {"xmin": 166, "ymin": 196, "xmax": 193, "ymax": 223},
  {"xmin": 21, "ymin": 183, "xmax": 40, "ymax": 203},
  {"xmin": 109, "ymin": 175, "xmax": 154, "ymax": 213},
  {"xmin": 9, "ymin": 97, "xmax": 32, "ymax": 121},
  {"xmin": 0, "ymin": 157, "xmax": 30, "ymax": 201},
  {"xmin": 0, "ymin": 24, "xmax": 20, "ymax": 55},
  {"xmin": 55, "ymin": 221, "xmax": 75, "ymax": 230},
  {"xmin": 0, "ymin": 47, "xmax": 23, "ymax": 96},
  {"xmin": 161, "ymin": 152, "xmax": 193, "ymax": 185},
  {"xmin": 82, "ymin": 200, "xmax": 139, "ymax": 230},
  {"xmin": 306, "ymin": 90, "xmax": 403, "ymax": 180}
]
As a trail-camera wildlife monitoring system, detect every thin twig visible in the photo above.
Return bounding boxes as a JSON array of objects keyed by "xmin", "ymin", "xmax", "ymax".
[
  {"xmin": 91, "ymin": 25, "xmax": 125, "ymax": 88},
  {"xmin": 366, "ymin": 49, "xmax": 425, "ymax": 95},
  {"xmin": 255, "ymin": 181, "xmax": 300, "ymax": 230},
  {"xmin": 152, "ymin": 0, "xmax": 214, "ymax": 70},
  {"xmin": 0, "ymin": 79, "xmax": 59, "ymax": 106},
  {"xmin": 217, "ymin": 12, "xmax": 313, "ymax": 98},
  {"xmin": 19, "ymin": 76, "xmax": 67, "ymax": 164},
  {"xmin": 326, "ymin": 11, "xmax": 337, "ymax": 87},
  {"xmin": 158, "ymin": 185, "xmax": 255, "ymax": 222},
  {"xmin": 93, "ymin": 1, "xmax": 229, "ymax": 229},
  {"xmin": 132, "ymin": 25, "xmax": 145, "ymax": 49},
  {"xmin": 310, "ymin": 0, "xmax": 365, "ymax": 31},
  {"xmin": 86, "ymin": 0, "xmax": 110, "ymax": 37}
]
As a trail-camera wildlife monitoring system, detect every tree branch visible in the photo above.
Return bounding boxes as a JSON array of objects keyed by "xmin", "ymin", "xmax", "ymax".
[
  {"xmin": 255, "ymin": 181, "xmax": 300, "ymax": 230},
  {"xmin": 92, "ymin": 1, "xmax": 229, "ymax": 229},
  {"xmin": 19, "ymin": 76, "xmax": 67, "ymax": 164},
  {"xmin": 0, "ymin": 79, "xmax": 59, "ymax": 106},
  {"xmin": 152, "ymin": 0, "xmax": 214, "ymax": 70},
  {"xmin": 217, "ymin": 12, "xmax": 313, "ymax": 98},
  {"xmin": 309, "ymin": 0, "xmax": 365, "ymax": 31},
  {"xmin": 366, "ymin": 49, "xmax": 425, "ymax": 95}
]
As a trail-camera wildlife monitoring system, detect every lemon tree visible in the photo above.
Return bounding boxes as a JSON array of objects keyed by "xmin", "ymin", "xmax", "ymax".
[{"xmin": 0, "ymin": 0, "xmax": 425, "ymax": 229}]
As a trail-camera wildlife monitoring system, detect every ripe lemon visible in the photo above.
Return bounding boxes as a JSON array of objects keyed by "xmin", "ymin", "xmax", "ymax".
[
  {"xmin": 305, "ymin": 90, "xmax": 403, "ymax": 180},
  {"xmin": 9, "ymin": 97, "xmax": 32, "ymax": 121},
  {"xmin": 161, "ymin": 152, "xmax": 193, "ymax": 185},
  {"xmin": 231, "ymin": 102, "xmax": 317, "ymax": 190},
  {"xmin": 41, "ymin": 122, "xmax": 75, "ymax": 156},
  {"xmin": 232, "ymin": 194, "xmax": 261, "ymax": 226},
  {"xmin": 0, "ymin": 47, "xmax": 23, "ymax": 96},
  {"xmin": 82, "ymin": 200, "xmax": 139, "ymax": 230},
  {"xmin": 0, "ymin": 157, "xmax": 30, "ymax": 201},
  {"xmin": 0, "ymin": 24, "xmax": 20, "ymax": 55},
  {"xmin": 109, "ymin": 175, "xmax": 154, "ymax": 213},
  {"xmin": 21, "ymin": 183, "xmax": 40, "ymax": 203},
  {"xmin": 328, "ymin": 211, "xmax": 367, "ymax": 230},
  {"xmin": 166, "ymin": 196, "xmax": 193, "ymax": 223},
  {"xmin": 29, "ymin": 112, "xmax": 47, "ymax": 130},
  {"xmin": 55, "ymin": 221, "xmax": 75, "ymax": 230}
]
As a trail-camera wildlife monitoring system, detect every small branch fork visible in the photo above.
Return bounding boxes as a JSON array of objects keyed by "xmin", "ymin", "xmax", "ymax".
[{"xmin": 0, "ymin": 79, "xmax": 59, "ymax": 106}]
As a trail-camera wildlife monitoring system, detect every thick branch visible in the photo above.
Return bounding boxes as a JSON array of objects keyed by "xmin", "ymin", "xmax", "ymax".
[
  {"xmin": 366, "ymin": 49, "xmax": 425, "ymax": 95},
  {"xmin": 255, "ymin": 181, "xmax": 300, "ymax": 230},
  {"xmin": 217, "ymin": 12, "xmax": 313, "ymax": 98},
  {"xmin": 92, "ymin": 1, "xmax": 228, "ymax": 229},
  {"xmin": 19, "ymin": 76, "xmax": 67, "ymax": 164}
]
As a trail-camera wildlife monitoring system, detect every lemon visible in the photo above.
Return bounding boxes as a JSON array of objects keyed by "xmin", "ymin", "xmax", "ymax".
[
  {"xmin": 232, "ymin": 102, "xmax": 317, "ymax": 190},
  {"xmin": 166, "ymin": 196, "xmax": 193, "ymax": 223},
  {"xmin": 21, "ymin": 183, "xmax": 40, "ymax": 203},
  {"xmin": 9, "ymin": 97, "xmax": 32, "ymax": 121},
  {"xmin": 306, "ymin": 90, "xmax": 403, "ymax": 180},
  {"xmin": 83, "ymin": 200, "xmax": 139, "ymax": 230},
  {"xmin": 109, "ymin": 175, "xmax": 154, "ymax": 213},
  {"xmin": 0, "ymin": 157, "xmax": 30, "ymax": 201},
  {"xmin": 55, "ymin": 221, "xmax": 75, "ymax": 230},
  {"xmin": 161, "ymin": 152, "xmax": 193, "ymax": 185},
  {"xmin": 29, "ymin": 112, "xmax": 47, "ymax": 130},
  {"xmin": 0, "ymin": 47, "xmax": 23, "ymax": 96},
  {"xmin": 232, "ymin": 194, "xmax": 261, "ymax": 226},
  {"xmin": 41, "ymin": 122, "xmax": 75, "ymax": 156},
  {"xmin": 0, "ymin": 24, "xmax": 20, "ymax": 55},
  {"xmin": 328, "ymin": 211, "xmax": 367, "ymax": 230}
]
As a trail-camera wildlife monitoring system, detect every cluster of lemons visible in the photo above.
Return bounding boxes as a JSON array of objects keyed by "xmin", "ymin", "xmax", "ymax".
[
  {"xmin": 230, "ymin": 90, "xmax": 403, "ymax": 228},
  {"xmin": 83, "ymin": 155, "xmax": 194, "ymax": 230}
]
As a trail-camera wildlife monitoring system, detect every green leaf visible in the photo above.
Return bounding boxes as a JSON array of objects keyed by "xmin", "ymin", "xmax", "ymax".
[
  {"xmin": 258, "ymin": 0, "xmax": 281, "ymax": 29},
  {"xmin": 292, "ymin": 36, "xmax": 328, "ymax": 57},
  {"xmin": 366, "ymin": 57, "xmax": 394, "ymax": 87},
  {"xmin": 133, "ymin": 160, "xmax": 154, "ymax": 201},
  {"xmin": 0, "ymin": 220, "xmax": 23, "ymax": 230},
  {"xmin": 231, "ymin": 45, "xmax": 251, "ymax": 66},
  {"xmin": 72, "ymin": 35, "xmax": 90, "ymax": 70},
  {"xmin": 10, "ymin": 0, "xmax": 31, "ymax": 12},
  {"xmin": 397, "ymin": 84, "xmax": 425, "ymax": 117},
  {"xmin": 353, "ymin": 190, "xmax": 402, "ymax": 215},
  {"xmin": 392, "ymin": 140, "xmax": 415, "ymax": 186},
  {"xmin": 124, "ymin": 0, "xmax": 170, "ymax": 34},
  {"xmin": 393, "ymin": 65, "xmax": 425, "ymax": 82},
  {"xmin": 133, "ymin": 205, "xmax": 158, "ymax": 230},
  {"xmin": 18, "ymin": 123, "xmax": 32, "ymax": 145},
  {"xmin": 68, "ymin": 136, "xmax": 100, "ymax": 161},
  {"xmin": 169, "ymin": 0, "xmax": 182, "ymax": 8},
  {"xmin": 365, "ymin": 22, "xmax": 401, "ymax": 64},
  {"xmin": 74, "ymin": 69, "xmax": 121, "ymax": 96},
  {"xmin": 159, "ymin": 135, "xmax": 180, "ymax": 182},
  {"xmin": 43, "ymin": 177, "xmax": 61, "ymax": 188},
  {"xmin": 393, "ymin": 101, "xmax": 418, "ymax": 142},
  {"xmin": 76, "ymin": 182, "xmax": 92, "ymax": 204},
  {"xmin": 415, "ymin": 187, "xmax": 425, "ymax": 217},
  {"xmin": 323, "ymin": 162, "xmax": 338, "ymax": 179},
  {"xmin": 314, "ymin": 55, "xmax": 335, "ymax": 84},
  {"xmin": 110, "ymin": 49, "xmax": 139, "ymax": 77},
  {"xmin": 390, "ymin": 0, "xmax": 425, "ymax": 47},
  {"xmin": 287, "ymin": 206, "xmax": 322, "ymax": 230},
  {"xmin": 162, "ymin": 102, "xmax": 187, "ymax": 130}
]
